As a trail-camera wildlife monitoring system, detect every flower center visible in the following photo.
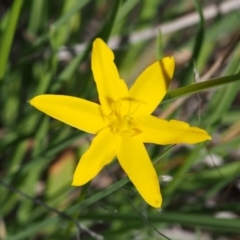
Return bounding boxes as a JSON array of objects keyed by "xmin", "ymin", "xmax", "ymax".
[{"xmin": 107, "ymin": 99, "xmax": 141, "ymax": 136}]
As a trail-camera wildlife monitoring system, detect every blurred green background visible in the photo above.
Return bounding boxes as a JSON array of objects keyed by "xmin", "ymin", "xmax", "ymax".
[{"xmin": 0, "ymin": 0, "xmax": 240, "ymax": 239}]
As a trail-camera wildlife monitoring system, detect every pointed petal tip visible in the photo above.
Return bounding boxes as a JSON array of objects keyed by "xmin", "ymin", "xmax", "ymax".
[
  {"xmin": 199, "ymin": 128, "xmax": 212, "ymax": 141},
  {"xmin": 29, "ymin": 97, "xmax": 35, "ymax": 105},
  {"xmin": 149, "ymin": 196, "xmax": 162, "ymax": 209},
  {"xmin": 161, "ymin": 55, "xmax": 175, "ymax": 67},
  {"xmin": 29, "ymin": 96, "xmax": 37, "ymax": 106},
  {"xmin": 141, "ymin": 192, "xmax": 162, "ymax": 208},
  {"xmin": 163, "ymin": 55, "xmax": 174, "ymax": 62},
  {"xmin": 138, "ymin": 189, "xmax": 162, "ymax": 208},
  {"xmin": 93, "ymin": 38, "xmax": 106, "ymax": 48},
  {"xmin": 206, "ymin": 134, "xmax": 212, "ymax": 140},
  {"xmin": 29, "ymin": 95, "xmax": 43, "ymax": 106},
  {"xmin": 94, "ymin": 38, "xmax": 103, "ymax": 43},
  {"xmin": 71, "ymin": 179, "xmax": 81, "ymax": 187},
  {"xmin": 71, "ymin": 175, "xmax": 87, "ymax": 186},
  {"xmin": 188, "ymin": 130, "xmax": 212, "ymax": 143},
  {"xmin": 71, "ymin": 181, "xmax": 77, "ymax": 187}
]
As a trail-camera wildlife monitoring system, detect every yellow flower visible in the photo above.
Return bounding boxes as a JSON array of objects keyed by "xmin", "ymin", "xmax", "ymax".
[{"xmin": 30, "ymin": 38, "xmax": 211, "ymax": 208}]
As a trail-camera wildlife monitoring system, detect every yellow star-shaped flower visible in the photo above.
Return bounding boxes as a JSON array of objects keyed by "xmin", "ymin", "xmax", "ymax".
[{"xmin": 30, "ymin": 38, "xmax": 211, "ymax": 208}]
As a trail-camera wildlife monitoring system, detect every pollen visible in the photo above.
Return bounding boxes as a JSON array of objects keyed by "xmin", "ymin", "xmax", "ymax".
[{"xmin": 107, "ymin": 99, "xmax": 141, "ymax": 136}]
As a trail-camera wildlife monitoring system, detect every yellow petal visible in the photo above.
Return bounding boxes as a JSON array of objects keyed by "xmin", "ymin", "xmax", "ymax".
[
  {"xmin": 137, "ymin": 115, "xmax": 211, "ymax": 144},
  {"xmin": 72, "ymin": 128, "xmax": 120, "ymax": 185},
  {"xmin": 129, "ymin": 57, "xmax": 174, "ymax": 116},
  {"xmin": 91, "ymin": 38, "xmax": 128, "ymax": 114},
  {"xmin": 117, "ymin": 135, "xmax": 162, "ymax": 208},
  {"xmin": 30, "ymin": 95, "xmax": 106, "ymax": 134}
]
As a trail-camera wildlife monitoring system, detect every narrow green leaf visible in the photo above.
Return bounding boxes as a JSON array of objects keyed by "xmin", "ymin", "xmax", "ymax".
[
  {"xmin": 32, "ymin": 0, "xmax": 90, "ymax": 48},
  {"xmin": 79, "ymin": 212, "xmax": 240, "ymax": 233},
  {"xmin": 28, "ymin": 1, "xmax": 45, "ymax": 34},
  {"xmin": 97, "ymin": 0, "xmax": 122, "ymax": 42},
  {"xmin": 163, "ymin": 73, "xmax": 240, "ymax": 102},
  {"xmin": 181, "ymin": 0, "xmax": 205, "ymax": 84},
  {"xmin": 0, "ymin": 0, "xmax": 23, "ymax": 79},
  {"xmin": 116, "ymin": 0, "xmax": 139, "ymax": 23}
]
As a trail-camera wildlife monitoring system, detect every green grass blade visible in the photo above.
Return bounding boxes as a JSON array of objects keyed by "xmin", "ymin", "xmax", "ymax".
[
  {"xmin": 28, "ymin": 1, "xmax": 45, "ymax": 34},
  {"xmin": 79, "ymin": 212, "xmax": 240, "ymax": 233},
  {"xmin": 0, "ymin": 0, "xmax": 23, "ymax": 79},
  {"xmin": 97, "ymin": 0, "xmax": 122, "ymax": 41},
  {"xmin": 163, "ymin": 73, "xmax": 240, "ymax": 102},
  {"xmin": 32, "ymin": 0, "xmax": 90, "ymax": 48},
  {"xmin": 116, "ymin": 0, "xmax": 139, "ymax": 22},
  {"xmin": 181, "ymin": 0, "xmax": 205, "ymax": 84}
]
